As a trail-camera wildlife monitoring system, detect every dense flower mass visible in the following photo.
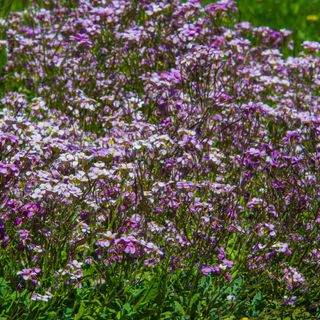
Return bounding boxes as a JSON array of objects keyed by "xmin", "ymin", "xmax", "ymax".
[{"xmin": 0, "ymin": 0, "xmax": 319, "ymax": 317}]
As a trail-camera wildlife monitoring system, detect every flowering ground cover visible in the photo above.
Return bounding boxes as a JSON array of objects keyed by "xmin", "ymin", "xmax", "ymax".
[
  {"xmin": 2, "ymin": 0, "xmax": 320, "ymax": 45},
  {"xmin": 0, "ymin": 0, "xmax": 320, "ymax": 319}
]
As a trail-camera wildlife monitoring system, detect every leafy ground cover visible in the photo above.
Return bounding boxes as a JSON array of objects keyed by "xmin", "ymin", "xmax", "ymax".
[{"xmin": 0, "ymin": 0, "xmax": 320, "ymax": 319}]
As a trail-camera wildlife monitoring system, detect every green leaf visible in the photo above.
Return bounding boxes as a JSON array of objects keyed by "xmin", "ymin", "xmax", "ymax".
[
  {"xmin": 75, "ymin": 301, "xmax": 87, "ymax": 320},
  {"xmin": 91, "ymin": 299, "xmax": 103, "ymax": 307},
  {"xmin": 174, "ymin": 301, "xmax": 186, "ymax": 316},
  {"xmin": 189, "ymin": 293, "xmax": 200, "ymax": 309},
  {"xmin": 160, "ymin": 311, "xmax": 173, "ymax": 319},
  {"xmin": 122, "ymin": 303, "xmax": 132, "ymax": 314},
  {"xmin": 83, "ymin": 316, "xmax": 97, "ymax": 320},
  {"xmin": 45, "ymin": 312, "xmax": 58, "ymax": 320}
]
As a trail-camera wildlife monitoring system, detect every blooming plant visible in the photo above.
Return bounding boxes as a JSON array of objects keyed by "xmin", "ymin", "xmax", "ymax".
[{"xmin": 0, "ymin": 0, "xmax": 319, "ymax": 318}]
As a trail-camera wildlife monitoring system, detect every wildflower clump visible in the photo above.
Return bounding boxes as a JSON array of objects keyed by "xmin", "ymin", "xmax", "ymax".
[{"xmin": 0, "ymin": 0, "xmax": 319, "ymax": 318}]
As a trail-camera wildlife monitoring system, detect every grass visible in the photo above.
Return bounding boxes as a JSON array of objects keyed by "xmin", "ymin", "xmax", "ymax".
[
  {"xmin": 202, "ymin": 0, "xmax": 320, "ymax": 46},
  {"xmin": 0, "ymin": 0, "xmax": 29, "ymax": 17},
  {"xmin": 237, "ymin": 0, "xmax": 320, "ymax": 43}
]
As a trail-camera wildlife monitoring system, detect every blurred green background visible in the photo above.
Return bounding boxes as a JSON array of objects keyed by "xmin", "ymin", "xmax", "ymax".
[
  {"xmin": 213, "ymin": 0, "xmax": 320, "ymax": 44},
  {"xmin": 0, "ymin": 0, "xmax": 320, "ymax": 44},
  {"xmin": 0, "ymin": 0, "xmax": 29, "ymax": 17},
  {"xmin": 237, "ymin": 0, "xmax": 320, "ymax": 43}
]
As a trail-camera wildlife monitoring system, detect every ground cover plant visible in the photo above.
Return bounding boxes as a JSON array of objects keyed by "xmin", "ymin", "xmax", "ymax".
[{"xmin": 0, "ymin": 0, "xmax": 320, "ymax": 319}]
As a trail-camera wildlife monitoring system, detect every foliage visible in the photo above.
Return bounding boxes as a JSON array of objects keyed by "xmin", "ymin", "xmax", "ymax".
[{"xmin": 203, "ymin": 0, "xmax": 320, "ymax": 47}]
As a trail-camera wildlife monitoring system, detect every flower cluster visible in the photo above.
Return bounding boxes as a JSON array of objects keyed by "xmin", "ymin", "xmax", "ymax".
[{"xmin": 0, "ymin": 0, "xmax": 319, "ymax": 309}]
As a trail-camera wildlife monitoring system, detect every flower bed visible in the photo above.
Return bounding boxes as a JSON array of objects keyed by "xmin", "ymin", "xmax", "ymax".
[{"xmin": 0, "ymin": 0, "xmax": 319, "ymax": 318}]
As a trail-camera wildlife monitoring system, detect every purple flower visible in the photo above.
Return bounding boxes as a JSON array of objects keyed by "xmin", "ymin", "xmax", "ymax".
[
  {"xmin": 201, "ymin": 265, "xmax": 221, "ymax": 276},
  {"xmin": 17, "ymin": 267, "xmax": 41, "ymax": 283},
  {"xmin": 69, "ymin": 33, "xmax": 92, "ymax": 48},
  {"xmin": 124, "ymin": 242, "xmax": 136, "ymax": 255},
  {"xmin": 0, "ymin": 162, "xmax": 18, "ymax": 177}
]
